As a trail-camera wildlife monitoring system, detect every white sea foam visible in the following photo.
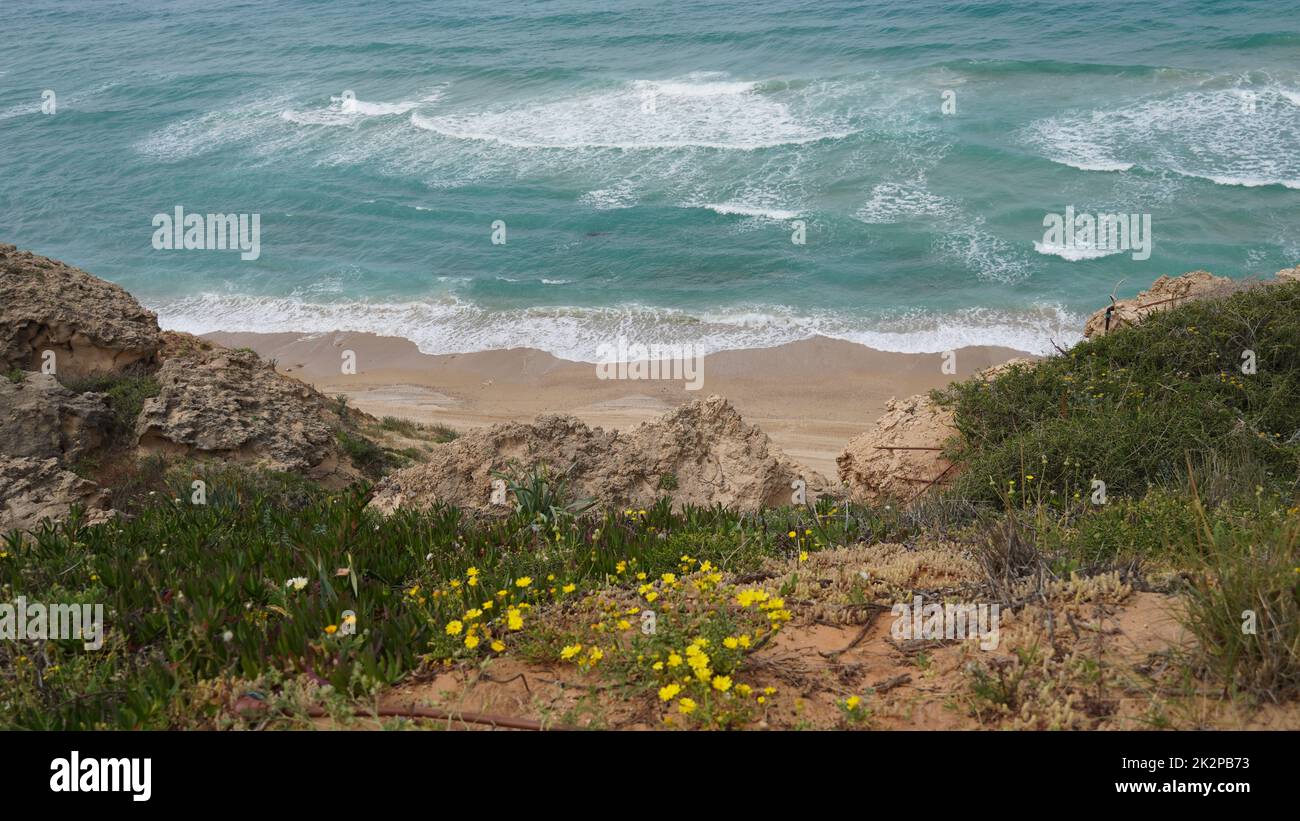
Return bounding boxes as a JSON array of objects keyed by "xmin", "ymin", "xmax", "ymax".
[
  {"xmin": 0, "ymin": 101, "xmax": 42, "ymax": 121},
  {"xmin": 1032, "ymin": 241, "xmax": 1125, "ymax": 261},
  {"xmin": 0, "ymin": 81, "xmax": 120, "ymax": 121},
  {"xmin": 1020, "ymin": 115, "xmax": 1134, "ymax": 173},
  {"xmin": 1181, "ymin": 172, "xmax": 1300, "ymax": 190},
  {"xmin": 855, "ymin": 179, "xmax": 958, "ymax": 223},
  {"xmin": 1022, "ymin": 83, "xmax": 1300, "ymax": 189},
  {"xmin": 150, "ymin": 293, "xmax": 1080, "ymax": 361},
  {"xmin": 698, "ymin": 202, "xmax": 802, "ymax": 220},
  {"xmin": 579, "ymin": 183, "xmax": 639, "ymax": 209},
  {"xmin": 280, "ymin": 93, "xmax": 422, "ymax": 125},
  {"xmin": 409, "ymin": 74, "xmax": 853, "ymax": 150},
  {"xmin": 136, "ymin": 95, "xmax": 303, "ymax": 160},
  {"xmin": 139, "ymin": 86, "xmax": 441, "ymax": 159},
  {"xmin": 936, "ymin": 219, "xmax": 1032, "ymax": 283}
]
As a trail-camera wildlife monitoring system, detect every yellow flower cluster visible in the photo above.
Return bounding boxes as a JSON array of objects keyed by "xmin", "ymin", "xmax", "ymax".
[
  {"xmin": 733, "ymin": 588, "xmax": 793, "ymax": 629},
  {"xmin": 430, "ymin": 572, "xmax": 552, "ymax": 657}
]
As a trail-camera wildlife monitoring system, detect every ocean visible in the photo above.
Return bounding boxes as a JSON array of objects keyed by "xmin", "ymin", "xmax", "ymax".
[{"xmin": 2, "ymin": 0, "xmax": 1298, "ymax": 360}]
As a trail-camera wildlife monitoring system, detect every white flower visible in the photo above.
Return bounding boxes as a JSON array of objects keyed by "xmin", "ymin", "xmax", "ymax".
[
  {"xmin": 221, "ymin": 630, "xmax": 234, "ymax": 643},
  {"xmin": 286, "ymin": 577, "xmax": 308, "ymax": 591}
]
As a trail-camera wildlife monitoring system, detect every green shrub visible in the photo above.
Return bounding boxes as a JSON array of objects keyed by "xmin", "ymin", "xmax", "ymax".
[
  {"xmin": 58, "ymin": 366, "xmax": 161, "ymax": 448},
  {"xmin": 1179, "ymin": 492, "xmax": 1300, "ymax": 701},
  {"xmin": 336, "ymin": 431, "xmax": 392, "ymax": 479},
  {"xmin": 0, "ymin": 467, "xmax": 897, "ymax": 729},
  {"xmin": 937, "ymin": 281, "xmax": 1300, "ymax": 506},
  {"xmin": 379, "ymin": 416, "xmax": 419, "ymax": 437}
]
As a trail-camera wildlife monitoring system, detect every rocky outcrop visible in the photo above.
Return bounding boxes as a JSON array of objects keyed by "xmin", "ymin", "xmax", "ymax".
[
  {"xmin": 1274, "ymin": 265, "xmax": 1300, "ymax": 284},
  {"xmin": 0, "ymin": 373, "xmax": 116, "ymax": 533},
  {"xmin": 370, "ymin": 395, "xmax": 827, "ymax": 515},
  {"xmin": 0, "ymin": 372, "xmax": 113, "ymax": 463},
  {"xmin": 0, "ymin": 456, "xmax": 112, "ymax": 533},
  {"xmin": 0, "ymin": 244, "xmax": 161, "ymax": 378},
  {"xmin": 135, "ymin": 333, "xmax": 362, "ymax": 486},
  {"xmin": 1082, "ymin": 270, "xmax": 1237, "ymax": 339},
  {"xmin": 836, "ymin": 358, "xmax": 1036, "ymax": 504},
  {"xmin": 0, "ymin": 243, "xmax": 382, "ymax": 530}
]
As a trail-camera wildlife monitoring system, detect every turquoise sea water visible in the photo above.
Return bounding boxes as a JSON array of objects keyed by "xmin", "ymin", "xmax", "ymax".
[{"xmin": 2, "ymin": 0, "xmax": 1298, "ymax": 359}]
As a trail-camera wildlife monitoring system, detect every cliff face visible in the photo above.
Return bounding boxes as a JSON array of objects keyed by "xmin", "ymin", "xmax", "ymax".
[
  {"xmin": 0, "ymin": 244, "xmax": 162, "ymax": 378},
  {"xmin": 0, "ymin": 372, "xmax": 118, "ymax": 530},
  {"xmin": 0, "ymin": 246, "xmax": 366, "ymax": 533}
]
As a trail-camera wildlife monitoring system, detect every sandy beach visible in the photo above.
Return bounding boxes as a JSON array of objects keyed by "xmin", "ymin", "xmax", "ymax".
[{"xmin": 202, "ymin": 331, "xmax": 1030, "ymax": 476}]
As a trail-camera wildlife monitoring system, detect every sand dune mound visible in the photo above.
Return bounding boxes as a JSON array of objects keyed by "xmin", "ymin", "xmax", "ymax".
[
  {"xmin": 370, "ymin": 395, "xmax": 828, "ymax": 515},
  {"xmin": 1082, "ymin": 270, "xmax": 1238, "ymax": 339},
  {"xmin": 836, "ymin": 394, "xmax": 957, "ymax": 505},
  {"xmin": 837, "ymin": 359, "xmax": 1036, "ymax": 504},
  {"xmin": 0, "ymin": 244, "xmax": 162, "ymax": 378}
]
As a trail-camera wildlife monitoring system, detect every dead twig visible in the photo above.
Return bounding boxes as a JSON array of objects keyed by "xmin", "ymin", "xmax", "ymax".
[
  {"xmin": 305, "ymin": 703, "xmax": 575, "ymax": 731},
  {"xmin": 818, "ymin": 610, "xmax": 882, "ymax": 659},
  {"xmin": 871, "ymin": 673, "xmax": 912, "ymax": 693}
]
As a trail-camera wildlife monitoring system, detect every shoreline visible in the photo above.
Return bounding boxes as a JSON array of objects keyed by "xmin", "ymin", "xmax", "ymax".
[{"xmin": 201, "ymin": 331, "xmax": 1032, "ymax": 476}]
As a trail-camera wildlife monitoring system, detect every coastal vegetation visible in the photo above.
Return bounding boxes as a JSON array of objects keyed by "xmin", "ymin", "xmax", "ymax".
[
  {"xmin": 3, "ymin": 281, "xmax": 1298, "ymax": 729},
  {"xmin": 0, "ymin": 253, "xmax": 1294, "ymax": 727}
]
